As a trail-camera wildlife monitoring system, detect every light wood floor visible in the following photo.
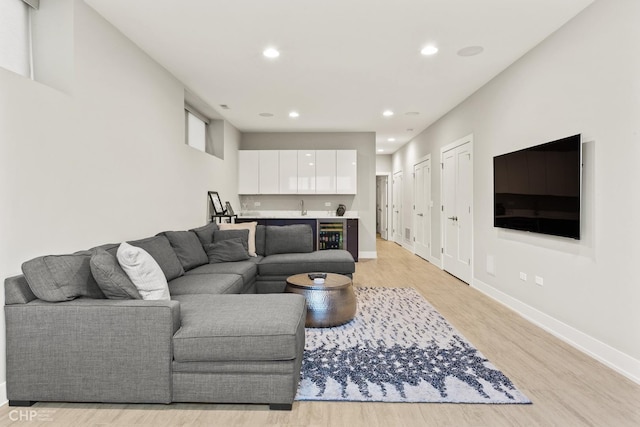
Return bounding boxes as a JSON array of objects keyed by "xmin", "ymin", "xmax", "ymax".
[{"xmin": 2, "ymin": 238, "xmax": 639, "ymax": 426}]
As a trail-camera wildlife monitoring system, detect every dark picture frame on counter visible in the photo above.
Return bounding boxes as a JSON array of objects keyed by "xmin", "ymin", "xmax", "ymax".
[
  {"xmin": 225, "ymin": 202, "xmax": 235, "ymax": 216},
  {"xmin": 208, "ymin": 191, "xmax": 225, "ymax": 214}
]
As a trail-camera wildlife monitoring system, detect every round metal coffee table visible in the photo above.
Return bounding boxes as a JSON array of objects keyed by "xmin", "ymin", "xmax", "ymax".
[{"xmin": 285, "ymin": 273, "xmax": 357, "ymax": 328}]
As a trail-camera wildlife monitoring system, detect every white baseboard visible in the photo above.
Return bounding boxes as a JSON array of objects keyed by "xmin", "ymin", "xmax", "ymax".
[
  {"xmin": 472, "ymin": 279, "xmax": 640, "ymax": 385},
  {"xmin": 358, "ymin": 251, "xmax": 377, "ymax": 259},
  {"xmin": 1, "ymin": 381, "xmax": 7, "ymax": 406}
]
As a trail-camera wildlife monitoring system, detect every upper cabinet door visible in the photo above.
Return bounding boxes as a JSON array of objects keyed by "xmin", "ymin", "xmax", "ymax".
[
  {"xmin": 297, "ymin": 150, "xmax": 316, "ymax": 194},
  {"xmin": 279, "ymin": 150, "xmax": 298, "ymax": 194},
  {"xmin": 238, "ymin": 150, "xmax": 260, "ymax": 194},
  {"xmin": 259, "ymin": 151, "xmax": 279, "ymax": 194},
  {"xmin": 337, "ymin": 150, "xmax": 357, "ymax": 194},
  {"xmin": 316, "ymin": 150, "xmax": 336, "ymax": 194}
]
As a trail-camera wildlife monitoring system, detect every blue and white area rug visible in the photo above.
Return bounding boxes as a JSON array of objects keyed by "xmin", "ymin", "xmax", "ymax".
[{"xmin": 295, "ymin": 287, "xmax": 531, "ymax": 404}]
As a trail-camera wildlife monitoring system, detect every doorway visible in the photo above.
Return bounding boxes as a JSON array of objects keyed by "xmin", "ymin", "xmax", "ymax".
[
  {"xmin": 376, "ymin": 175, "xmax": 389, "ymax": 240},
  {"xmin": 441, "ymin": 135, "xmax": 473, "ymax": 284},
  {"xmin": 413, "ymin": 156, "xmax": 432, "ymax": 261},
  {"xmin": 392, "ymin": 171, "xmax": 403, "ymax": 244}
]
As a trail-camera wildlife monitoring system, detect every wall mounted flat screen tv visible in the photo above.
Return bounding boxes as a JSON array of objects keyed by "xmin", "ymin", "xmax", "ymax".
[{"xmin": 494, "ymin": 134, "xmax": 581, "ymax": 239}]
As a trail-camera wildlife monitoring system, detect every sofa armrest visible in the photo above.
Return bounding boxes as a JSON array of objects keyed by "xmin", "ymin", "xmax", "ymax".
[{"xmin": 5, "ymin": 298, "xmax": 180, "ymax": 404}]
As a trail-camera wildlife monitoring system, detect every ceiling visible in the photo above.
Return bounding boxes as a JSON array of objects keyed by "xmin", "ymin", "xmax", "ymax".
[{"xmin": 84, "ymin": 0, "xmax": 593, "ymax": 154}]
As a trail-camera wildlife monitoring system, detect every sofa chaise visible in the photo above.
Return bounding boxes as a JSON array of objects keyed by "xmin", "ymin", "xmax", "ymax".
[{"xmin": 4, "ymin": 222, "xmax": 355, "ymax": 410}]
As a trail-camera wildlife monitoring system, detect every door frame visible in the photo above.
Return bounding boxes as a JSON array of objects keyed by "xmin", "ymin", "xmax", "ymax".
[
  {"xmin": 413, "ymin": 154, "xmax": 435, "ymax": 263},
  {"xmin": 439, "ymin": 134, "xmax": 474, "ymax": 281},
  {"xmin": 376, "ymin": 173, "xmax": 391, "ymax": 240},
  {"xmin": 392, "ymin": 171, "xmax": 403, "ymax": 245}
]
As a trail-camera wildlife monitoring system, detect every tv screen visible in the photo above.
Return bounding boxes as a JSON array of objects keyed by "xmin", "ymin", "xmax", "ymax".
[{"xmin": 493, "ymin": 134, "xmax": 581, "ymax": 239}]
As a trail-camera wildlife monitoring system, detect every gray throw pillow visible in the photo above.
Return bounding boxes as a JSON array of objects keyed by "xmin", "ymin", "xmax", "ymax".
[
  {"xmin": 22, "ymin": 252, "xmax": 106, "ymax": 302},
  {"xmin": 213, "ymin": 229, "xmax": 249, "ymax": 252},
  {"xmin": 90, "ymin": 249, "xmax": 141, "ymax": 299},
  {"xmin": 265, "ymin": 224, "xmax": 314, "ymax": 256},
  {"xmin": 190, "ymin": 222, "xmax": 219, "ymax": 247},
  {"xmin": 205, "ymin": 238, "xmax": 251, "ymax": 263},
  {"xmin": 159, "ymin": 230, "xmax": 208, "ymax": 271},
  {"xmin": 128, "ymin": 235, "xmax": 184, "ymax": 281}
]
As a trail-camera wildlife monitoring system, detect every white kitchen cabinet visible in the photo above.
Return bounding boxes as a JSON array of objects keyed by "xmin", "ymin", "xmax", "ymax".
[
  {"xmin": 336, "ymin": 150, "xmax": 357, "ymax": 194},
  {"xmin": 279, "ymin": 150, "xmax": 298, "ymax": 194},
  {"xmin": 315, "ymin": 150, "xmax": 336, "ymax": 193},
  {"xmin": 297, "ymin": 150, "xmax": 316, "ymax": 194},
  {"xmin": 259, "ymin": 151, "xmax": 279, "ymax": 194},
  {"xmin": 239, "ymin": 149, "xmax": 357, "ymax": 194},
  {"xmin": 238, "ymin": 150, "xmax": 260, "ymax": 194}
]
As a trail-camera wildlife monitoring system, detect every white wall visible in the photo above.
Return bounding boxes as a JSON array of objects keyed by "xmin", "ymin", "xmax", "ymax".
[
  {"xmin": 240, "ymin": 132, "xmax": 377, "ymax": 257},
  {"xmin": 376, "ymin": 154, "xmax": 392, "ymax": 175},
  {"xmin": 0, "ymin": 0, "xmax": 241, "ymax": 401},
  {"xmin": 392, "ymin": 0, "xmax": 640, "ymax": 381}
]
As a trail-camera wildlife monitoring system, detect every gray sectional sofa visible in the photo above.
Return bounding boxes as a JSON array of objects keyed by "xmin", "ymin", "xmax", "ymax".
[{"xmin": 4, "ymin": 222, "xmax": 355, "ymax": 410}]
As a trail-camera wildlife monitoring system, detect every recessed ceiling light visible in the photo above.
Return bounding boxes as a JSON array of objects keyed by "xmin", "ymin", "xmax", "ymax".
[
  {"xmin": 377, "ymin": 149, "xmax": 384, "ymax": 152},
  {"xmin": 457, "ymin": 46, "xmax": 484, "ymax": 57},
  {"xmin": 263, "ymin": 48, "xmax": 280, "ymax": 58},
  {"xmin": 258, "ymin": 112, "xmax": 274, "ymax": 117},
  {"xmin": 420, "ymin": 45, "xmax": 439, "ymax": 56},
  {"xmin": 388, "ymin": 138, "xmax": 396, "ymax": 142},
  {"xmin": 382, "ymin": 110, "xmax": 394, "ymax": 117},
  {"xmin": 289, "ymin": 111, "xmax": 299, "ymax": 118}
]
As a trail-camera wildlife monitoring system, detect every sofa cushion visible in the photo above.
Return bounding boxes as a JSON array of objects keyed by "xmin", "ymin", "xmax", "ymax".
[
  {"xmin": 117, "ymin": 243, "xmax": 170, "ymax": 301},
  {"xmin": 190, "ymin": 222, "xmax": 219, "ymax": 247},
  {"xmin": 204, "ymin": 239, "xmax": 250, "ymax": 264},
  {"xmin": 168, "ymin": 273, "xmax": 244, "ymax": 295},
  {"xmin": 90, "ymin": 248, "xmax": 141, "ymax": 299},
  {"xmin": 4, "ymin": 274, "xmax": 37, "ymax": 305},
  {"xmin": 258, "ymin": 250, "xmax": 355, "ymax": 277},
  {"xmin": 172, "ymin": 293, "xmax": 306, "ymax": 362},
  {"xmin": 90, "ymin": 243, "xmax": 119, "ymax": 258},
  {"xmin": 128, "ymin": 235, "xmax": 184, "ymax": 281},
  {"xmin": 255, "ymin": 225, "xmax": 266, "ymax": 256},
  {"xmin": 219, "ymin": 222, "xmax": 258, "ymax": 256},
  {"xmin": 159, "ymin": 231, "xmax": 208, "ymax": 271},
  {"xmin": 186, "ymin": 260, "xmax": 258, "ymax": 284},
  {"xmin": 265, "ymin": 224, "xmax": 314, "ymax": 256},
  {"xmin": 21, "ymin": 252, "xmax": 106, "ymax": 302}
]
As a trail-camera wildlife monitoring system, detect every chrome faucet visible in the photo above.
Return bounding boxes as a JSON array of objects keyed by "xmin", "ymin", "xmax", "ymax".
[{"xmin": 300, "ymin": 199, "xmax": 307, "ymax": 216}]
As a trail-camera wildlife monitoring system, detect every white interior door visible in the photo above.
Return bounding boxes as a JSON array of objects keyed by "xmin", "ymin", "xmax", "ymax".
[
  {"xmin": 413, "ymin": 157, "xmax": 431, "ymax": 261},
  {"xmin": 392, "ymin": 171, "xmax": 403, "ymax": 244},
  {"xmin": 441, "ymin": 137, "xmax": 473, "ymax": 284},
  {"xmin": 376, "ymin": 175, "xmax": 389, "ymax": 240},
  {"xmin": 379, "ymin": 175, "xmax": 388, "ymax": 240}
]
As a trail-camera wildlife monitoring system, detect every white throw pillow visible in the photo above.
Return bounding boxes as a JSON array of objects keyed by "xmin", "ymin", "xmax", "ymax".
[
  {"xmin": 218, "ymin": 222, "xmax": 258, "ymax": 257},
  {"xmin": 116, "ymin": 242, "xmax": 170, "ymax": 301}
]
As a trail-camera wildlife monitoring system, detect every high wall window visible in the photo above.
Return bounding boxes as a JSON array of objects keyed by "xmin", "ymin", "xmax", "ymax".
[
  {"xmin": 0, "ymin": 0, "xmax": 38, "ymax": 77},
  {"xmin": 186, "ymin": 109, "xmax": 207, "ymax": 152},
  {"xmin": 184, "ymin": 96, "xmax": 225, "ymax": 160}
]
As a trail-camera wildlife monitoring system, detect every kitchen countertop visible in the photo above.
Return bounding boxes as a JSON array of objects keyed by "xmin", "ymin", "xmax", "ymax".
[{"xmin": 238, "ymin": 210, "xmax": 359, "ymax": 219}]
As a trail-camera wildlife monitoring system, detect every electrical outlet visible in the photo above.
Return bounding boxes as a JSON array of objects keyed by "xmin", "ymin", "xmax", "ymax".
[
  {"xmin": 254, "ymin": 201, "xmax": 261, "ymax": 207},
  {"xmin": 325, "ymin": 202, "xmax": 332, "ymax": 207},
  {"xmin": 535, "ymin": 276, "xmax": 544, "ymax": 286},
  {"xmin": 486, "ymin": 255, "xmax": 495, "ymax": 276},
  {"xmin": 519, "ymin": 272, "xmax": 527, "ymax": 281}
]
